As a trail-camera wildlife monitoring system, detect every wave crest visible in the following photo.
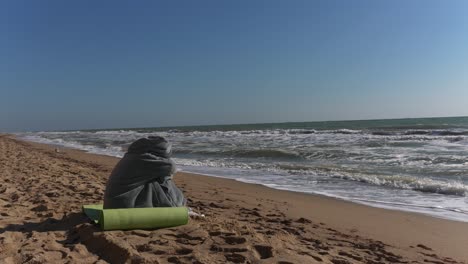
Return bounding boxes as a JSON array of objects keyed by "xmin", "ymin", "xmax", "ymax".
[{"xmin": 336, "ymin": 174, "xmax": 468, "ymax": 196}]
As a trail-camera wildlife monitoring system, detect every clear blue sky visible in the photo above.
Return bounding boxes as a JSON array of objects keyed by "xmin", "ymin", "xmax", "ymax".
[{"xmin": 2, "ymin": 0, "xmax": 468, "ymax": 132}]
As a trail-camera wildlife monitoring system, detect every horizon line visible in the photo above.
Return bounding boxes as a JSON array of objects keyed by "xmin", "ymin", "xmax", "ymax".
[{"xmin": 17, "ymin": 114, "xmax": 468, "ymax": 133}]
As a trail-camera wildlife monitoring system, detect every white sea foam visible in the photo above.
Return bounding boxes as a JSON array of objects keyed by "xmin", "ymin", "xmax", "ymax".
[
  {"xmin": 15, "ymin": 124, "xmax": 468, "ymax": 222},
  {"xmin": 334, "ymin": 174, "xmax": 468, "ymax": 196},
  {"xmin": 20, "ymin": 134, "xmax": 125, "ymax": 157}
]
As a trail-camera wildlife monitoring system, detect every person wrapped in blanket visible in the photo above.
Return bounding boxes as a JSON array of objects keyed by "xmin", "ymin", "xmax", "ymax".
[{"xmin": 103, "ymin": 136, "xmax": 186, "ymax": 209}]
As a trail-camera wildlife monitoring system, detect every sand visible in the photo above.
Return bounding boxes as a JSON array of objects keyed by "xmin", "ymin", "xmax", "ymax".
[{"xmin": 1, "ymin": 135, "xmax": 467, "ymax": 264}]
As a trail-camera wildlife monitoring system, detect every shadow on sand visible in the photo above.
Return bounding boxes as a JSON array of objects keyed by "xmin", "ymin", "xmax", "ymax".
[{"xmin": 0, "ymin": 213, "xmax": 129, "ymax": 263}]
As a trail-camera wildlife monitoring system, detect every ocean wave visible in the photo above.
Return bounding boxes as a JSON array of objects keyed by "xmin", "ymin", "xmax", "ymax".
[
  {"xmin": 59, "ymin": 127, "xmax": 468, "ymax": 140},
  {"xmin": 286, "ymin": 129, "xmax": 316, "ymax": 134},
  {"xmin": 403, "ymin": 130, "xmax": 431, "ymax": 135},
  {"xmin": 14, "ymin": 119, "xmax": 468, "ymax": 222},
  {"xmin": 347, "ymin": 197, "xmax": 468, "ymax": 215},
  {"xmin": 329, "ymin": 129, "xmax": 362, "ymax": 134},
  {"xmin": 19, "ymin": 134, "xmax": 125, "ymax": 157},
  {"xmin": 369, "ymin": 129, "xmax": 468, "ymax": 137},
  {"xmin": 192, "ymin": 128, "xmax": 468, "ymax": 140},
  {"xmin": 335, "ymin": 174, "xmax": 468, "ymax": 196},
  {"xmin": 433, "ymin": 130, "xmax": 468, "ymax": 136},
  {"xmin": 176, "ymin": 148, "xmax": 302, "ymax": 159},
  {"xmin": 229, "ymin": 149, "xmax": 299, "ymax": 159},
  {"xmin": 371, "ymin": 131, "xmax": 395, "ymax": 136}
]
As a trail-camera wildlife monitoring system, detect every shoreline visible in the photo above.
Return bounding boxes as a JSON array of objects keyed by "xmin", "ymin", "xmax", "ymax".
[
  {"xmin": 1, "ymin": 135, "xmax": 468, "ymax": 263},
  {"xmin": 17, "ymin": 133, "xmax": 468, "ymax": 223},
  {"xmin": 12, "ymin": 135, "xmax": 468, "ymax": 223},
  {"xmin": 177, "ymin": 169, "xmax": 468, "ymax": 224}
]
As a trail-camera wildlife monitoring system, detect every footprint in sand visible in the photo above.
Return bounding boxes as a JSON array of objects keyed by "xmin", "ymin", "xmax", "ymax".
[
  {"xmin": 296, "ymin": 217, "xmax": 312, "ymax": 224},
  {"xmin": 129, "ymin": 230, "xmax": 151, "ymax": 238},
  {"xmin": 338, "ymin": 251, "xmax": 363, "ymax": 261},
  {"xmin": 224, "ymin": 253, "xmax": 246, "ymax": 263},
  {"xmin": 222, "ymin": 236, "xmax": 246, "ymax": 245},
  {"xmin": 210, "ymin": 244, "xmax": 248, "ymax": 253},
  {"xmin": 167, "ymin": 256, "xmax": 182, "ymax": 264},
  {"xmin": 253, "ymin": 245, "xmax": 273, "ymax": 259},
  {"xmin": 330, "ymin": 257, "xmax": 352, "ymax": 264},
  {"xmin": 135, "ymin": 244, "xmax": 153, "ymax": 252},
  {"xmin": 208, "ymin": 231, "xmax": 235, "ymax": 237},
  {"xmin": 175, "ymin": 248, "xmax": 193, "ymax": 255},
  {"xmin": 136, "ymin": 243, "xmax": 166, "ymax": 255},
  {"xmin": 175, "ymin": 235, "xmax": 204, "ymax": 245},
  {"xmin": 311, "ymin": 255, "xmax": 323, "ymax": 262},
  {"xmin": 416, "ymin": 244, "xmax": 433, "ymax": 251}
]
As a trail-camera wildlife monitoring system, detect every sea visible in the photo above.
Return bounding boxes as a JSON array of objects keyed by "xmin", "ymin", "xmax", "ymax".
[{"xmin": 16, "ymin": 116, "xmax": 468, "ymax": 222}]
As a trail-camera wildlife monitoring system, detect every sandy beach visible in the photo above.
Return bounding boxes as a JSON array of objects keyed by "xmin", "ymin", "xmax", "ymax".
[{"xmin": 1, "ymin": 135, "xmax": 467, "ymax": 264}]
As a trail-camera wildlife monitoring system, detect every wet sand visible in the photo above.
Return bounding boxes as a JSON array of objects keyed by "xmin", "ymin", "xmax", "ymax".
[{"xmin": 1, "ymin": 135, "xmax": 467, "ymax": 263}]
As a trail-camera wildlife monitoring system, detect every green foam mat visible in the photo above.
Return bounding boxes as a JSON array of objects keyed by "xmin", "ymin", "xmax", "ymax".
[{"xmin": 82, "ymin": 204, "xmax": 189, "ymax": 230}]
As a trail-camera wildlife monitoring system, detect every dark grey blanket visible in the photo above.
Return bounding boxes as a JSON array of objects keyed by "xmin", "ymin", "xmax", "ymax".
[{"xmin": 103, "ymin": 136, "xmax": 186, "ymax": 209}]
